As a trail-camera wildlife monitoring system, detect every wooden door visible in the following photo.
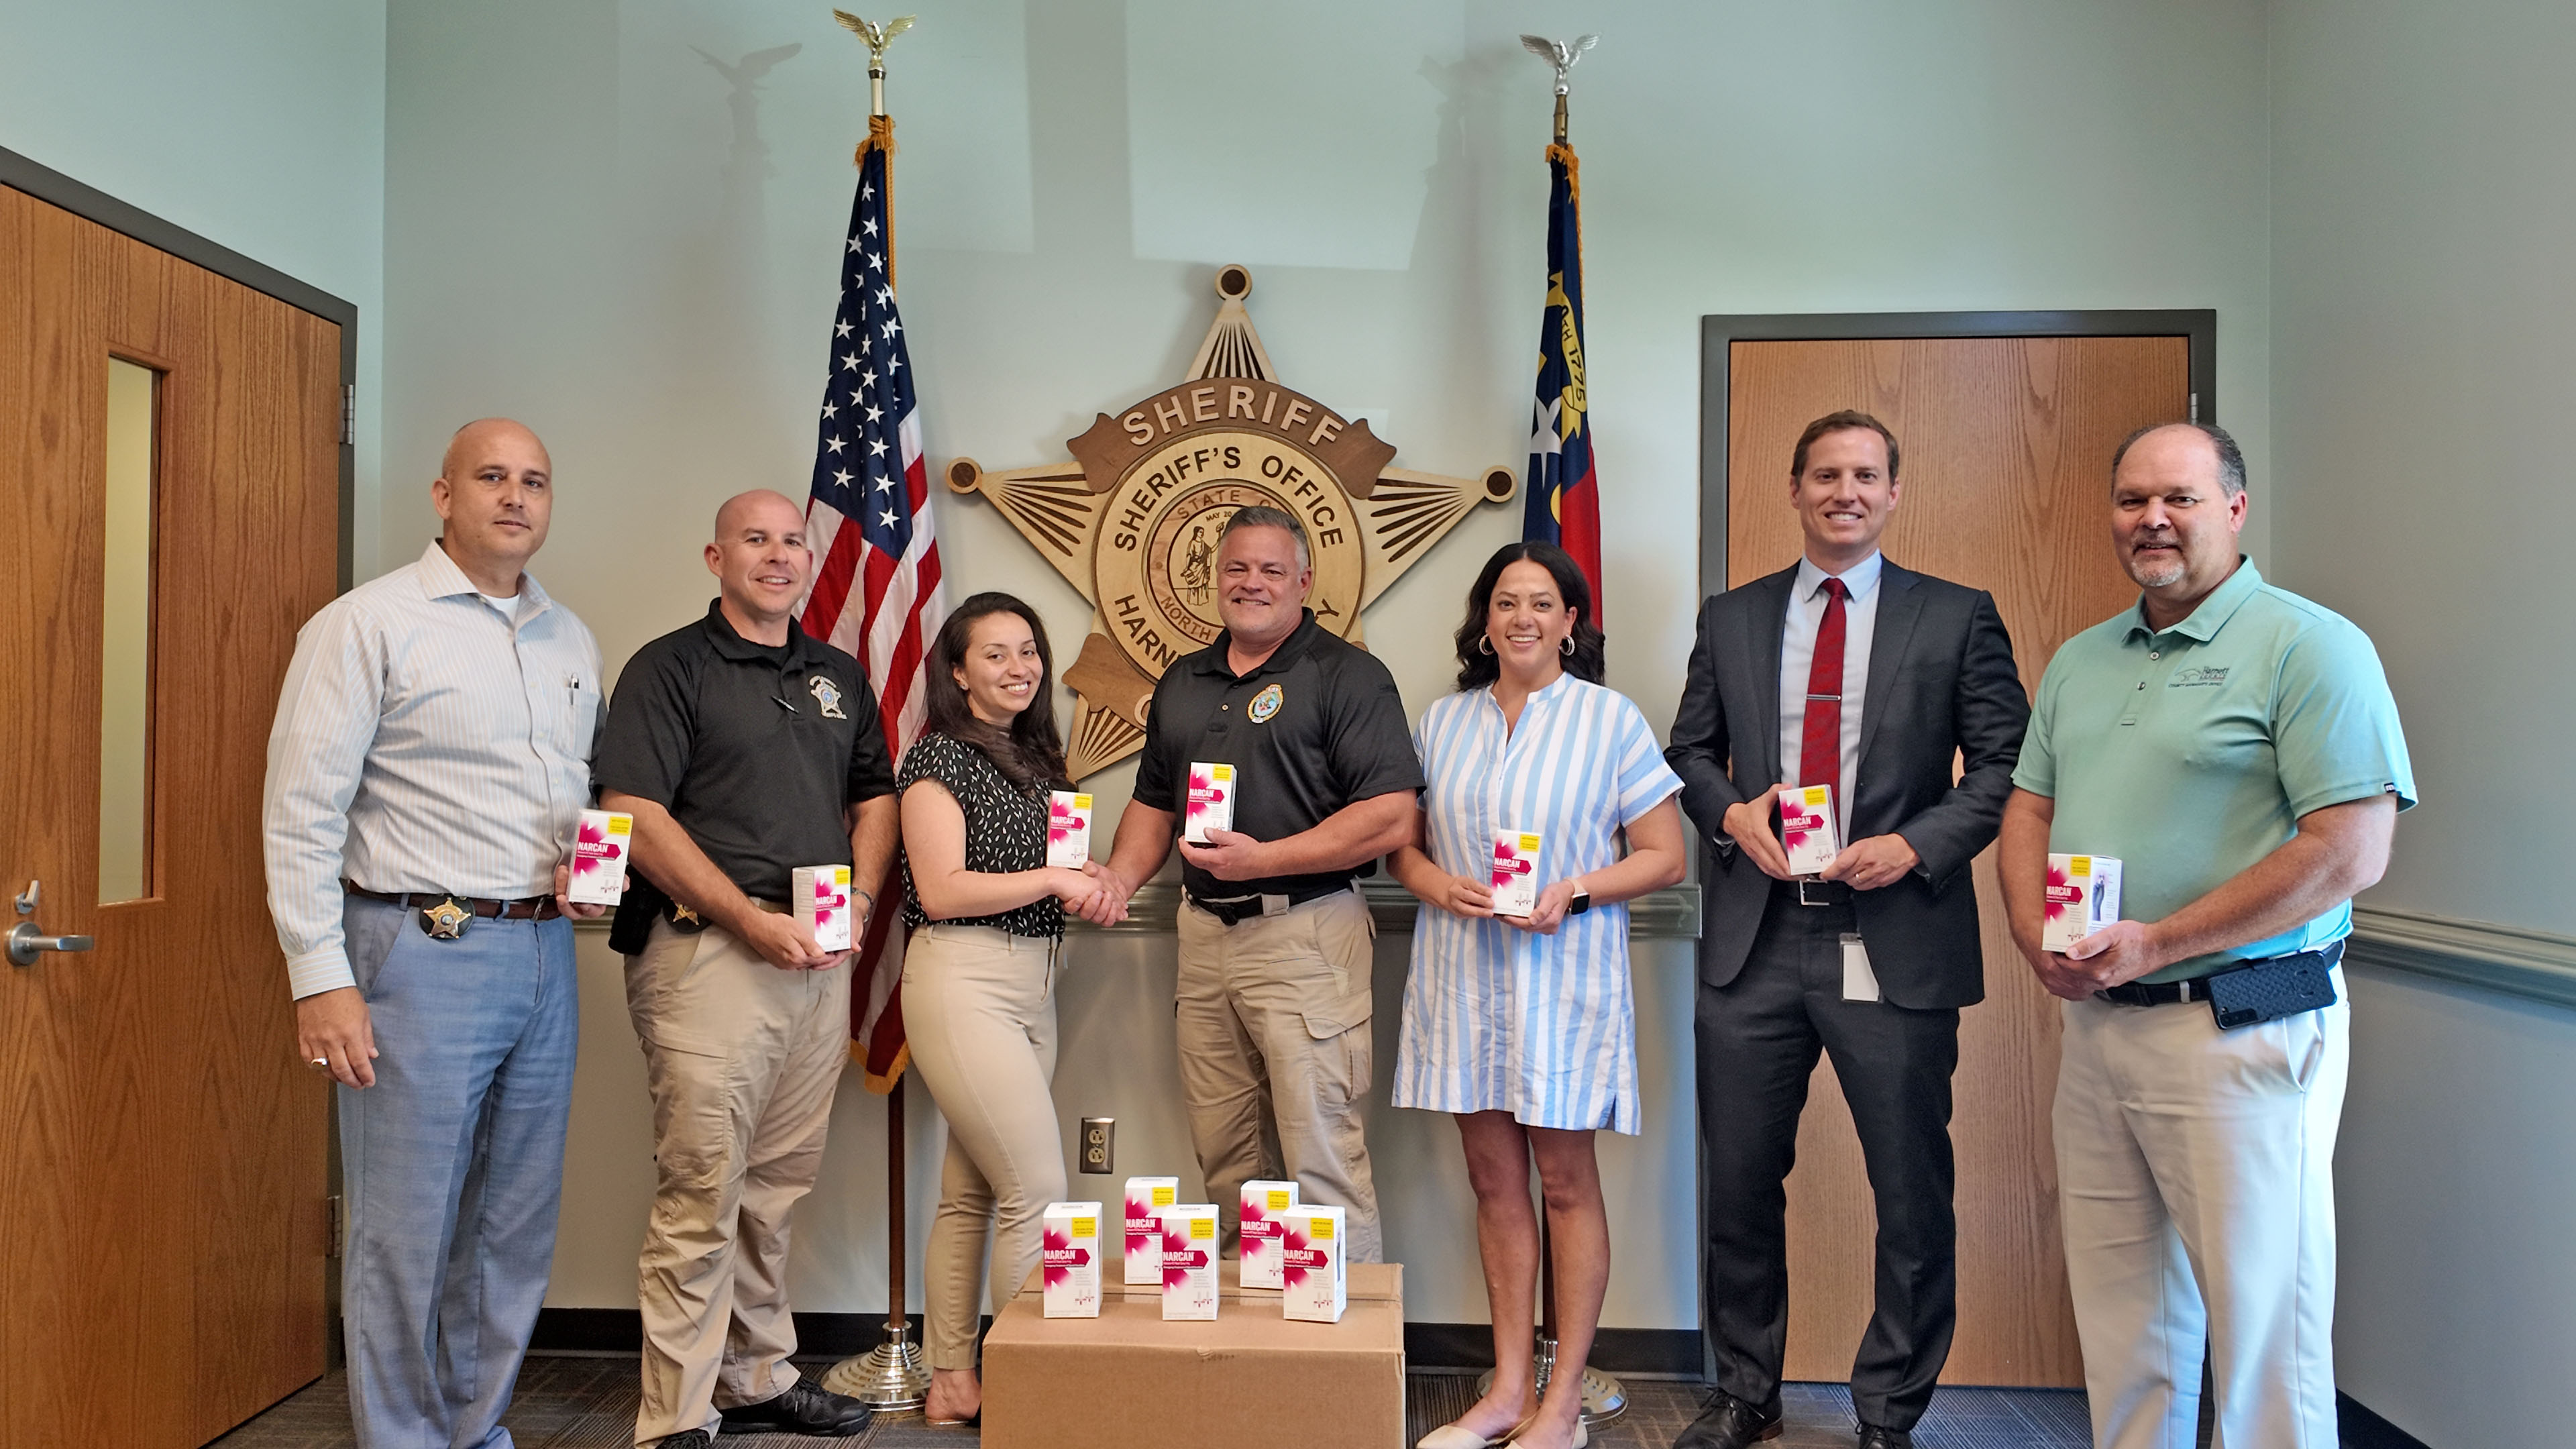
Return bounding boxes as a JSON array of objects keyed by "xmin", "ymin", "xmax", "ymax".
[
  {"xmin": 1725, "ymin": 335, "xmax": 2187, "ymax": 1387},
  {"xmin": 1, "ymin": 184, "xmax": 341, "ymax": 1447}
]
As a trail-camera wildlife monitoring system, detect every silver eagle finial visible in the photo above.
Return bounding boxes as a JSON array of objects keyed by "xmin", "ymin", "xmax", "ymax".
[{"xmin": 1519, "ymin": 33, "xmax": 1597, "ymax": 97}]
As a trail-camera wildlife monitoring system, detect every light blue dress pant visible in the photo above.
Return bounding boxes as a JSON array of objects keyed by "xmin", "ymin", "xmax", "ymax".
[{"xmin": 337, "ymin": 896, "xmax": 580, "ymax": 1449}]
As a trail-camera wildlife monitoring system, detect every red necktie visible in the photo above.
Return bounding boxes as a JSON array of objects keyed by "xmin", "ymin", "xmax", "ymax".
[{"xmin": 1799, "ymin": 577, "xmax": 1848, "ymax": 796}]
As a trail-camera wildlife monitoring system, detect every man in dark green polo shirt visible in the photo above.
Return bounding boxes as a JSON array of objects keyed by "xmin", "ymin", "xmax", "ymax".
[
  {"xmin": 2000, "ymin": 423, "xmax": 2414, "ymax": 1449},
  {"xmin": 1090, "ymin": 506, "xmax": 1424, "ymax": 1263},
  {"xmin": 594, "ymin": 490, "xmax": 899, "ymax": 1448}
]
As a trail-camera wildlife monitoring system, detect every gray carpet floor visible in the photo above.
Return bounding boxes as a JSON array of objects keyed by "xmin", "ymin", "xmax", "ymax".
[{"xmin": 209, "ymin": 1356, "xmax": 2111, "ymax": 1448}]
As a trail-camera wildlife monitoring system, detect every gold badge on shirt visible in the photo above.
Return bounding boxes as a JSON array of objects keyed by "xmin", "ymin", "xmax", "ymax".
[{"xmin": 808, "ymin": 675, "xmax": 848, "ymax": 719}]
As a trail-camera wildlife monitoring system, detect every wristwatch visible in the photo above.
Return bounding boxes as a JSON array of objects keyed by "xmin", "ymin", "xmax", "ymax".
[{"xmin": 1567, "ymin": 883, "xmax": 1591, "ymax": 916}]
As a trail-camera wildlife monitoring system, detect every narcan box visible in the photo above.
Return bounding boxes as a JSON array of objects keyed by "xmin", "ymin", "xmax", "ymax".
[
  {"xmin": 1491, "ymin": 829, "xmax": 1542, "ymax": 918},
  {"xmin": 568, "ymin": 810, "xmax": 632, "ymax": 906},
  {"xmin": 1157, "ymin": 1204, "xmax": 1220, "ymax": 1321},
  {"xmin": 1122, "ymin": 1177, "xmax": 1179, "ymax": 1286},
  {"xmin": 1183, "ymin": 762, "xmax": 1236, "ymax": 844},
  {"xmin": 792, "ymin": 864, "xmax": 853, "ymax": 952},
  {"xmin": 2043, "ymin": 853, "xmax": 2125, "ymax": 953},
  {"xmin": 1042, "ymin": 1202, "xmax": 1102, "ymax": 1318},
  {"xmin": 1780, "ymin": 784, "xmax": 1840, "ymax": 877},
  {"xmin": 1279, "ymin": 1204, "xmax": 1348, "ymax": 1323},
  {"xmin": 1237, "ymin": 1179, "xmax": 1298, "ymax": 1290},
  {"xmin": 1048, "ymin": 791, "xmax": 1093, "ymax": 869}
]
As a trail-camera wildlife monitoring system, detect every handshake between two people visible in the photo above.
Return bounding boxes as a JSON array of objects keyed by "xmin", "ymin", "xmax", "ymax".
[{"xmin": 1059, "ymin": 826, "xmax": 1274, "ymax": 928}]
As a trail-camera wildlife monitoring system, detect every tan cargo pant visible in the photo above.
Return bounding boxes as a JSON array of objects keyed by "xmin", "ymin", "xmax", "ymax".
[
  {"xmin": 1175, "ymin": 888, "xmax": 1382, "ymax": 1263},
  {"xmin": 624, "ymin": 915, "xmax": 851, "ymax": 1445}
]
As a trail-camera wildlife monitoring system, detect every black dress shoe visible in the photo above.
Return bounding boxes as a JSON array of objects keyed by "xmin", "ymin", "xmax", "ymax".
[
  {"xmin": 1673, "ymin": 1389, "xmax": 1784, "ymax": 1449},
  {"xmin": 717, "ymin": 1378, "xmax": 874, "ymax": 1436},
  {"xmin": 1856, "ymin": 1428, "xmax": 1913, "ymax": 1449}
]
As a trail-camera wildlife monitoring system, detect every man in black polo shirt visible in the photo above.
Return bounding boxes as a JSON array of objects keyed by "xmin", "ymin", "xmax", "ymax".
[
  {"xmin": 594, "ymin": 489, "xmax": 898, "ymax": 1448},
  {"xmin": 1093, "ymin": 506, "xmax": 1422, "ymax": 1263}
]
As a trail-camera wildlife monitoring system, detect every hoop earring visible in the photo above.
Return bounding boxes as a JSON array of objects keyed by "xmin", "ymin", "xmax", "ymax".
[
  {"xmin": 1560, "ymin": 636, "xmax": 1575, "ymax": 657},
  {"xmin": 1477, "ymin": 635, "xmax": 1495, "ymax": 655}
]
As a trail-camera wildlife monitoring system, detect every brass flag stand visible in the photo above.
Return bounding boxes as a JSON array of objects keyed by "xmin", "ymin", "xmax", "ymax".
[{"xmin": 814, "ymin": 8, "xmax": 928, "ymax": 1414}]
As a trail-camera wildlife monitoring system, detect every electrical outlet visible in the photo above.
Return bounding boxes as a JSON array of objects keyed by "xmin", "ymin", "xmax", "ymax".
[{"xmin": 1079, "ymin": 1116, "xmax": 1115, "ymax": 1175}]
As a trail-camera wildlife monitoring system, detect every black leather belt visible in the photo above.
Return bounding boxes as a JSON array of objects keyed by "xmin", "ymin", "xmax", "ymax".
[
  {"xmin": 2096, "ymin": 940, "xmax": 2344, "ymax": 1006},
  {"xmin": 344, "ymin": 882, "xmax": 563, "ymax": 921},
  {"xmin": 1774, "ymin": 877, "xmax": 1853, "ymax": 908},
  {"xmin": 1187, "ymin": 882, "xmax": 1350, "ymax": 927}
]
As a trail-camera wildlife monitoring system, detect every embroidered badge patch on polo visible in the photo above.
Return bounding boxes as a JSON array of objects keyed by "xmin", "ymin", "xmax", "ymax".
[
  {"xmin": 809, "ymin": 675, "xmax": 849, "ymax": 718},
  {"xmin": 1248, "ymin": 682, "xmax": 1285, "ymax": 723}
]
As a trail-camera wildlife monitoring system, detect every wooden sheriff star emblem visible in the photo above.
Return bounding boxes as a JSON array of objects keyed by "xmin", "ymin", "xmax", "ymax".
[{"xmin": 946, "ymin": 266, "xmax": 1516, "ymax": 779}]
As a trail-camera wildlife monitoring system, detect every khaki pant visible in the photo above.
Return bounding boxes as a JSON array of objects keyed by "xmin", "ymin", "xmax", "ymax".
[
  {"xmin": 1175, "ymin": 889, "xmax": 1382, "ymax": 1263},
  {"xmin": 625, "ymin": 917, "xmax": 851, "ymax": 1445},
  {"xmin": 2054, "ymin": 973, "xmax": 2350, "ymax": 1449},
  {"xmin": 903, "ymin": 924, "xmax": 1066, "ymax": 1371}
]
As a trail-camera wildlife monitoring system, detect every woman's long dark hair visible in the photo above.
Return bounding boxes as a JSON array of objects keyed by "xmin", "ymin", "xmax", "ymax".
[
  {"xmin": 1452, "ymin": 541, "xmax": 1607, "ymax": 691},
  {"xmin": 922, "ymin": 592, "xmax": 1069, "ymax": 792}
]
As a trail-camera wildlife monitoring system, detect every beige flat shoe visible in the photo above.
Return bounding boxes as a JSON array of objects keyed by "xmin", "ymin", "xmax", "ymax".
[
  {"xmin": 1417, "ymin": 1425, "xmax": 1496, "ymax": 1449},
  {"xmin": 1502, "ymin": 1417, "xmax": 1587, "ymax": 1449}
]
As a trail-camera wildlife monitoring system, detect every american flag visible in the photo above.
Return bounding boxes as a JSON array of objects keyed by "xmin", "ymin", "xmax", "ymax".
[{"xmin": 800, "ymin": 113, "xmax": 945, "ymax": 1092}]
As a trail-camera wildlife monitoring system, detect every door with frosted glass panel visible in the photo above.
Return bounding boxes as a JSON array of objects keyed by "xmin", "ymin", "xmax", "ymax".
[{"xmin": 1, "ymin": 181, "xmax": 340, "ymax": 1448}]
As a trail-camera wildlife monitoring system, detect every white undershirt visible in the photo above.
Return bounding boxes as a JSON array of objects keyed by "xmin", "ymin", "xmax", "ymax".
[{"xmin": 1776, "ymin": 551, "xmax": 1884, "ymax": 835}]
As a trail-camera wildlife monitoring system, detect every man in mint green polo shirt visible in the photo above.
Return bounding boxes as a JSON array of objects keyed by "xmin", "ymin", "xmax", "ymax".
[{"xmin": 2000, "ymin": 421, "xmax": 2412, "ymax": 1449}]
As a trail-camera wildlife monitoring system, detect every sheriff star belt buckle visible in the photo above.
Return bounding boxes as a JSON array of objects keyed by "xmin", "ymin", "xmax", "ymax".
[{"xmin": 419, "ymin": 894, "xmax": 474, "ymax": 940}]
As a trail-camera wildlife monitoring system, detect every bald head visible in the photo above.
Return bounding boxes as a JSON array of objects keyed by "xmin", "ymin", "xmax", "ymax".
[
  {"xmin": 705, "ymin": 489, "xmax": 816, "ymax": 645},
  {"xmin": 714, "ymin": 488, "xmax": 804, "ymax": 541},
  {"xmin": 431, "ymin": 417, "xmax": 554, "ymax": 594}
]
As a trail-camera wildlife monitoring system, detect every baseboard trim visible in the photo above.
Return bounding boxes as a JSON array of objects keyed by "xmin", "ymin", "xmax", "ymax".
[
  {"xmin": 536, "ymin": 1309, "xmax": 1699, "ymax": 1378},
  {"xmin": 2337, "ymin": 1392, "xmax": 2432, "ymax": 1448},
  {"xmin": 1404, "ymin": 1323, "xmax": 1704, "ymax": 1378}
]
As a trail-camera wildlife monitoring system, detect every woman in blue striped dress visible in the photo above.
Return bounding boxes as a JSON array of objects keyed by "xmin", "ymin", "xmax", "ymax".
[{"xmin": 1391, "ymin": 541, "xmax": 1688, "ymax": 1449}]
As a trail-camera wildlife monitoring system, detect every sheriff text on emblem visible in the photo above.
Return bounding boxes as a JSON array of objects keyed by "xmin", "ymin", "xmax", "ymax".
[{"xmin": 946, "ymin": 266, "xmax": 1515, "ymax": 777}]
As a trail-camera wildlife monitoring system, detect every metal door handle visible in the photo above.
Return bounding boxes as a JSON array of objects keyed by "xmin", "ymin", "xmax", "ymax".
[{"xmin": 8, "ymin": 922, "xmax": 93, "ymax": 967}]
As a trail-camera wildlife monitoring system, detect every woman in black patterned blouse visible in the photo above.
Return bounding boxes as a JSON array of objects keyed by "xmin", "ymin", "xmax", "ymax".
[{"xmin": 898, "ymin": 592, "xmax": 1104, "ymax": 1427}]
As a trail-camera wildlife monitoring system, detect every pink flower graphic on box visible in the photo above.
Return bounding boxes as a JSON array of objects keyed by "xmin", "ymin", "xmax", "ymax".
[
  {"xmin": 1491, "ymin": 839, "xmax": 1534, "ymax": 892},
  {"xmin": 574, "ymin": 817, "xmax": 622, "ymax": 875},
  {"xmin": 1161, "ymin": 1224, "xmax": 1208, "ymax": 1288},
  {"xmin": 1279, "ymin": 1224, "xmax": 1327, "ymax": 1288},
  {"xmin": 1040, "ymin": 1226, "xmax": 1091, "ymax": 1288},
  {"xmin": 2044, "ymin": 863, "xmax": 2078, "ymax": 922}
]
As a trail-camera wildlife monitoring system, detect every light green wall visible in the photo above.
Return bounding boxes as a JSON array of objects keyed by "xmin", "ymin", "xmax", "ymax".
[
  {"xmin": 2270, "ymin": 0, "xmax": 2576, "ymax": 1440},
  {"xmin": 0, "ymin": 0, "xmax": 389, "ymax": 579}
]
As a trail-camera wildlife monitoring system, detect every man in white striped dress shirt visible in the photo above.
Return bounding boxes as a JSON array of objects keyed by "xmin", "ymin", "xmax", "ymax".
[{"xmin": 264, "ymin": 419, "xmax": 610, "ymax": 1449}]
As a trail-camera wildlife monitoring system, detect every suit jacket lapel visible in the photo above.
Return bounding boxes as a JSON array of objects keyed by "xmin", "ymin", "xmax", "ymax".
[
  {"xmin": 1858, "ymin": 561, "xmax": 1924, "ymax": 773},
  {"xmin": 1749, "ymin": 564, "xmax": 1798, "ymax": 785}
]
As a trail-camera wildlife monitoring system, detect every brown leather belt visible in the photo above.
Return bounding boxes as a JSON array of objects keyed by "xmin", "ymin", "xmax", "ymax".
[{"xmin": 343, "ymin": 881, "xmax": 564, "ymax": 921}]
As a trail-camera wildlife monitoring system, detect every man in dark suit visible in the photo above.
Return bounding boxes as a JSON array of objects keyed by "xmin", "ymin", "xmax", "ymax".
[{"xmin": 1666, "ymin": 411, "xmax": 2029, "ymax": 1449}]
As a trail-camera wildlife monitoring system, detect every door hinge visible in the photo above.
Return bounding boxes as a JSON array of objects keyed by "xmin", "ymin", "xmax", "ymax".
[
  {"xmin": 341, "ymin": 384, "xmax": 356, "ymax": 446},
  {"xmin": 2188, "ymin": 391, "xmax": 2200, "ymax": 422},
  {"xmin": 327, "ymin": 1194, "xmax": 345, "ymax": 1258}
]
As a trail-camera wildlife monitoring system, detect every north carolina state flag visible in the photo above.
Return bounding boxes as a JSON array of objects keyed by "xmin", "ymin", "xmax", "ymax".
[{"xmin": 1523, "ymin": 140, "xmax": 1602, "ymax": 618}]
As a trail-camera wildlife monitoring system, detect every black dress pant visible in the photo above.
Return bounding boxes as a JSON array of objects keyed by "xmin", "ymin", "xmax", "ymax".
[{"xmin": 1695, "ymin": 889, "xmax": 1962, "ymax": 1432}]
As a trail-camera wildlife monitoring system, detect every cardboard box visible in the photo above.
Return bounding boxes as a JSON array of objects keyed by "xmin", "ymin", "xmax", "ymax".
[
  {"xmin": 1279, "ymin": 1204, "xmax": 1346, "ymax": 1323},
  {"xmin": 985, "ymin": 1259, "xmax": 1405, "ymax": 1449},
  {"xmin": 1042, "ymin": 1202, "xmax": 1102, "ymax": 1318},
  {"xmin": 1490, "ymin": 829, "xmax": 1542, "ymax": 918},
  {"xmin": 567, "ymin": 810, "xmax": 632, "ymax": 906},
  {"xmin": 1236, "ymin": 1179, "xmax": 1297, "ymax": 1290},
  {"xmin": 1048, "ymin": 791, "xmax": 1093, "ymax": 869},
  {"xmin": 1122, "ymin": 1177, "xmax": 1179, "ymax": 1286},
  {"xmin": 791, "ymin": 865, "xmax": 853, "ymax": 951},
  {"xmin": 1779, "ymin": 784, "xmax": 1840, "ymax": 876},
  {"xmin": 1183, "ymin": 761, "xmax": 1235, "ymax": 844},
  {"xmin": 2043, "ymin": 853, "xmax": 2125, "ymax": 953},
  {"xmin": 1157, "ymin": 1204, "xmax": 1220, "ymax": 1321}
]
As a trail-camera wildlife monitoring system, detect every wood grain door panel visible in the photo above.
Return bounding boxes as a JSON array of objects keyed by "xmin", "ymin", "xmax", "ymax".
[
  {"xmin": 1, "ymin": 184, "xmax": 339, "ymax": 1449},
  {"xmin": 1725, "ymin": 335, "xmax": 2187, "ymax": 1387}
]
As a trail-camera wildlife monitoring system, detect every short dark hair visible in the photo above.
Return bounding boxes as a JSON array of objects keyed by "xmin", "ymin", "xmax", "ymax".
[
  {"xmin": 1219, "ymin": 504, "xmax": 1309, "ymax": 568},
  {"xmin": 1790, "ymin": 410, "xmax": 1900, "ymax": 479},
  {"xmin": 2110, "ymin": 421, "xmax": 2247, "ymax": 498},
  {"xmin": 1452, "ymin": 541, "xmax": 1607, "ymax": 692},
  {"xmin": 922, "ymin": 592, "xmax": 1068, "ymax": 792}
]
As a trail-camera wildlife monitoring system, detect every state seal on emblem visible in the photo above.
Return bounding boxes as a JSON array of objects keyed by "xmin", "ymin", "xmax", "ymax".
[
  {"xmin": 809, "ymin": 675, "xmax": 848, "ymax": 719},
  {"xmin": 945, "ymin": 265, "xmax": 1517, "ymax": 778}
]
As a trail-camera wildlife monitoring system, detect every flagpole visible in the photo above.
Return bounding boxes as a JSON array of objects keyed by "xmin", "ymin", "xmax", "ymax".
[{"xmin": 819, "ymin": 9, "xmax": 930, "ymax": 1414}]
